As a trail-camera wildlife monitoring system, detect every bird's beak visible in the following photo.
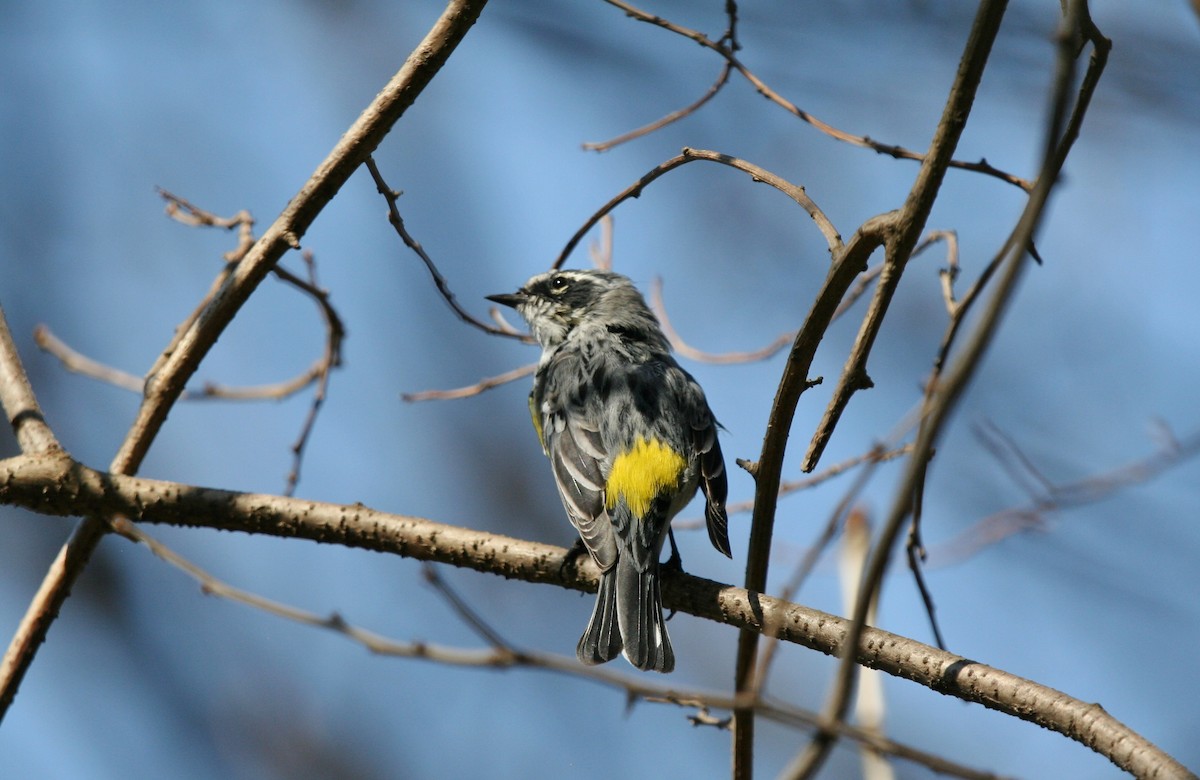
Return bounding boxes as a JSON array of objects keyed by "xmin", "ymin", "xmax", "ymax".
[{"xmin": 486, "ymin": 291, "xmax": 526, "ymax": 309}]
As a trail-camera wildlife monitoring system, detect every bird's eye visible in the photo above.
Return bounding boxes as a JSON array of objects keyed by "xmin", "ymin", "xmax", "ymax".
[{"xmin": 549, "ymin": 275, "xmax": 569, "ymax": 294}]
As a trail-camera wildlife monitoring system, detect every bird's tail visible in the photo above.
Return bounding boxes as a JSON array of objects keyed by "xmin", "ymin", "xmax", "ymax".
[
  {"xmin": 577, "ymin": 569, "xmax": 623, "ymax": 666},
  {"xmin": 615, "ymin": 554, "xmax": 674, "ymax": 673}
]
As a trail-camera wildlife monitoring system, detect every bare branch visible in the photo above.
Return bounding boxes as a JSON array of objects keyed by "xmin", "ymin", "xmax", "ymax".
[
  {"xmin": 0, "ymin": 0, "xmax": 490, "ymax": 722},
  {"xmin": 785, "ymin": 0, "xmax": 1014, "ymax": 771},
  {"xmin": 158, "ymin": 188, "xmax": 257, "ymax": 262},
  {"xmin": 279, "ymin": 251, "xmax": 342, "ymax": 496},
  {"xmin": 556, "ymin": 147, "xmax": 842, "ymax": 270},
  {"xmin": 0, "ymin": 449, "xmax": 1188, "ymax": 778},
  {"xmin": 802, "ymin": 231, "xmax": 953, "ymax": 472},
  {"xmin": 930, "ymin": 425, "xmax": 1200, "ymax": 568},
  {"xmin": 33, "ymin": 326, "xmax": 146, "ymax": 393},
  {"xmin": 365, "ymin": 157, "xmax": 521, "ymax": 339},
  {"xmin": 790, "ymin": 4, "xmax": 1113, "ymax": 777},
  {"xmin": 601, "ymin": 0, "xmax": 1032, "ymax": 191},
  {"xmin": 650, "ymin": 278, "xmax": 793, "ymax": 365},
  {"xmin": 35, "ymin": 255, "xmax": 345, "ymax": 405},
  {"xmin": 583, "ymin": 64, "xmax": 733, "ymax": 152},
  {"xmin": 108, "ymin": 513, "xmax": 1003, "ymax": 780},
  {"xmin": 0, "ymin": 308, "xmax": 60, "ymax": 457},
  {"xmin": 402, "ymin": 363, "xmax": 535, "ymax": 403},
  {"xmin": 732, "ymin": 214, "xmax": 890, "ymax": 769}
]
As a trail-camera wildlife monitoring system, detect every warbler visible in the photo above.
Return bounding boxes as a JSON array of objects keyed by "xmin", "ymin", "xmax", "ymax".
[{"xmin": 488, "ymin": 269, "xmax": 731, "ymax": 673}]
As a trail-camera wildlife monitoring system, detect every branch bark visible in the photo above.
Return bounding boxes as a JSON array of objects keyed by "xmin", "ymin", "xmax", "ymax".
[{"xmin": 0, "ymin": 450, "xmax": 1190, "ymax": 779}]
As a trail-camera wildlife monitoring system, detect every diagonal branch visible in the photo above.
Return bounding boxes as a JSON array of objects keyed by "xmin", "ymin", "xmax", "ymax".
[
  {"xmin": 0, "ymin": 306, "xmax": 61, "ymax": 456},
  {"xmin": 0, "ymin": 0, "xmax": 490, "ymax": 723},
  {"xmin": 784, "ymin": 0, "xmax": 1014, "ymax": 774},
  {"xmin": 787, "ymin": 3, "xmax": 1114, "ymax": 778},
  {"xmin": 583, "ymin": 64, "xmax": 733, "ymax": 153},
  {"xmin": 732, "ymin": 215, "xmax": 890, "ymax": 772},
  {"xmin": 364, "ymin": 157, "xmax": 521, "ymax": 338}
]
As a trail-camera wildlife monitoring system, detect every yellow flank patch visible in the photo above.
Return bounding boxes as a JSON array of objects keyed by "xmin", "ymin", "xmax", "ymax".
[
  {"xmin": 528, "ymin": 393, "xmax": 547, "ymax": 455},
  {"xmin": 606, "ymin": 437, "xmax": 686, "ymax": 518}
]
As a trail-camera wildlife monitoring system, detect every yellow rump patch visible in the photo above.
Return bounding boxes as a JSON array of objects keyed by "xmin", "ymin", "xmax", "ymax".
[{"xmin": 605, "ymin": 437, "xmax": 686, "ymax": 518}]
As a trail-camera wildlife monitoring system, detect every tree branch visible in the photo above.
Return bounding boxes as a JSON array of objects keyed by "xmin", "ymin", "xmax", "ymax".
[
  {"xmin": 107, "ymin": 516, "xmax": 1008, "ymax": 780},
  {"xmin": 788, "ymin": 3, "xmax": 1117, "ymax": 778},
  {"xmin": 602, "ymin": 0, "xmax": 1032, "ymax": 191},
  {"xmin": 0, "ymin": 0, "xmax": 490, "ymax": 722},
  {"xmin": 732, "ymin": 214, "xmax": 889, "ymax": 772},
  {"xmin": 0, "ymin": 449, "xmax": 1189, "ymax": 778},
  {"xmin": 0, "ymin": 306, "xmax": 60, "ymax": 456},
  {"xmin": 785, "ymin": 1, "xmax": 1013, "ymax": 774},
  {"xmin": 555, "ymin": 147, "xmax": 840, "ymax": 270}
]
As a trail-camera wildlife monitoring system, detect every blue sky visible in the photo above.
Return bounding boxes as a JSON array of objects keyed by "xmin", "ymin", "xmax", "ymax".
[{"xmin": 2, "ymin": 1, "xmax": 1198, "ymax": 777}]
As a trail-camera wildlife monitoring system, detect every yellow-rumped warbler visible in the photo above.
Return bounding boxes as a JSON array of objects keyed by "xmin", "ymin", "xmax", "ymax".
[{"xmin": 488, "ymin": 269, "xmax": 731, "ymax": 673}]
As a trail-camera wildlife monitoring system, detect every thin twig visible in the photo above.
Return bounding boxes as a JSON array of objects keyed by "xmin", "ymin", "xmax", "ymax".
[
  {"xmin": 650, "ymin": 278, "xmax": 793, "ymax": 365},
  {"xmin": 785, "ymin": 4, "xmax": 1109, "ymax": 777},
  {"xmin": 421, "ymin": 563, "xmax": 512, "ymax": 648},
  {"xmin": 365, "ymin": 156, "xmax": 521, "ymax": 339},
  {"xmin": 929, "ymin": 425, "xmax": 1200, "ymax": 567},
  {"xmin": 0, "ymin": 0, "xmax": 491, "ymax": 723},
  {"xmin": 159, "ymin": 188, "xmax": 257, "ymax": 262},
  {"xmin": 582, "ymin": 64, "xmax": 733, "ymax": 152},
  {"xmin": 35, "ymin": 258, "xmax": 345, "ymax": 405},
  {"xmin": 583, "ymin": 1, "xmax": 740, "ymax": 153},
  {"xmin": 402, "ymin": 363, "xmax": 535, "ymax": 403},
  {"xmin": 602, "ymin": 0, "xmax": 1032, "ymax": 192},
  {"xmin": 974, "ymin": 420, "xmax": 1057, "ymax": 498},
  {"xmin": 33, "ymin": 326, "xmax": 148, "ymax": 393},
  {"xmin": 281, "ymin": 251, "xmax": 343, "ymax": 496},
  {"xmin": 556, "ymin": 147, "xmax": 842, "ymax": 270}
]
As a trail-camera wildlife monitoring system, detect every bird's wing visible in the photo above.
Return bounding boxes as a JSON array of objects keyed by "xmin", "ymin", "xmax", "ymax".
[
  {"xmin": 687, "ymin": 380, "xmax": 732, "ymax": 559},
  {"xmin": 540, "ymin": 359, "xmax": 618, "ymax": 571}
]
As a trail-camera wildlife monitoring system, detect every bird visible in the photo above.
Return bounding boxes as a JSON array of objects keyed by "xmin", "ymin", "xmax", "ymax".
[{"xmin": 487, "ymin": 269, "xmax": 731, "ymax": 673}]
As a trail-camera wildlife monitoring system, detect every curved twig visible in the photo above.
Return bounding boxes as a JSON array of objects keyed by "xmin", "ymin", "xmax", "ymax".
[
  {"xmin": 583, "ymin": 64, "xmax": 733, "ymax": 153},
  {"xmin": 0, "ymin": 0, "xmax": 491, "ymax": 722},
  {"xmin": 402, "ymin": 363, "xmax": 535, "ymax": 403},
  {"xmin": 650, "ymin": 278, "xmax": 794, "ymax": 365},
  {"xmin": 556, "ymin": 147, "xmax": 841, "ymax": 270}
]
